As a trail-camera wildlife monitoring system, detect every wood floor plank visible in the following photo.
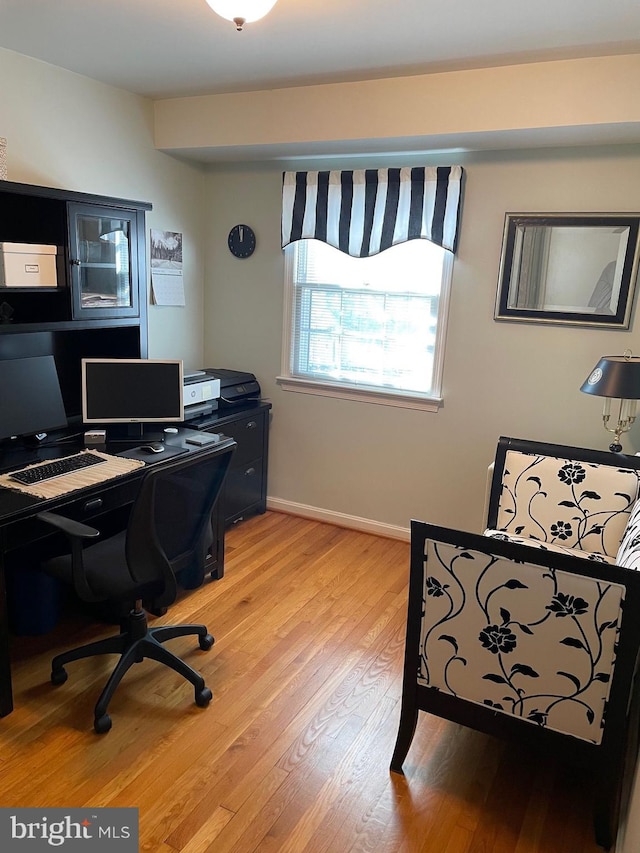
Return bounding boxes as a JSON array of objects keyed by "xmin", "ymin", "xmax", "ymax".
[{"xmin": 0, "ymin": 512, "xmax": 606, "ymax": 852}]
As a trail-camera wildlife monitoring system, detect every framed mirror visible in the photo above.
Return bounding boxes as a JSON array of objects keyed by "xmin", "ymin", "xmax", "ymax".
[{"xmin": 494, "ymin": 213, "xmax": 640, "ymax": 328}]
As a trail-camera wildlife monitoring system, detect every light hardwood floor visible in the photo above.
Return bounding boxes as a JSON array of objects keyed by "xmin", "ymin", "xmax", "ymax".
[{"xmin": 0, "ymin": 512, "xmax": 603, "ymax": 852}]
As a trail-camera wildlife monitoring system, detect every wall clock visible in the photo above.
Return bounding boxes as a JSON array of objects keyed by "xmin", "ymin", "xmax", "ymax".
[{"xmin": 228, "ymin": 224, "xmax": 256, "ymax": 258}]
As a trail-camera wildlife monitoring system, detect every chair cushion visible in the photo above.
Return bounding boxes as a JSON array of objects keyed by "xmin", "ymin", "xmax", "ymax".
[
  {"xmin": 493, "ymin": 450, "xmax": 640, "ymax": 558},
  {"xmin": 483, "ymin": 529, "xmax": 616, "ymax": 563},
  {"xmin": 615, "ymin": 499, "xmax": 640, "ymax": 571}
]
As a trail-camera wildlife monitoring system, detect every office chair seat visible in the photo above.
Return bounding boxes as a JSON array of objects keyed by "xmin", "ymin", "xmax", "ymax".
[
  {"xmin": 44, "ymin": 530, "xmax": 162, "ymax": 602},
  {"xmin": 37, "ymin": 444, "xmax": 234, "ymax": 734}
]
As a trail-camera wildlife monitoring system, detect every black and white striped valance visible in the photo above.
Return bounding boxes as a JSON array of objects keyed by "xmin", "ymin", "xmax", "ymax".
[{"xmin": 281, "ymin": 166, "xmax": 463, "ymax": 258}]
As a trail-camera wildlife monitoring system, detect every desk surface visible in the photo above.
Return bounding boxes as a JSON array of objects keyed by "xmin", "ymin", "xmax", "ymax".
[
  {"xmin": 0, "ymin": 429, "xmax": 231, "ymax": 528},
  {"xmin": 0, "ymin": 427, "xmax": 235, "ymax": 717}
]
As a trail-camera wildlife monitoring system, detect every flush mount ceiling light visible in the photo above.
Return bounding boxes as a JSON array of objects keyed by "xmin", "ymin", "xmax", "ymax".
[{"xmin": 205, "ymin": 0, "xmax": 278, "ymax": 31}]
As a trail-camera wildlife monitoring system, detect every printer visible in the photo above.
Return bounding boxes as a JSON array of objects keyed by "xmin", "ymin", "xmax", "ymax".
[
  {"xmin": 183, "ymin": 369, "xmax": 221, "ymax": 419},
  {"xmin": 205, "ymin": 368, "xmax": 261, "ymax": 409}
]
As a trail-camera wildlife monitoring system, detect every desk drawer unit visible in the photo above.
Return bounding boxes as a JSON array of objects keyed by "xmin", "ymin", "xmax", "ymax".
[{"xmin": 211, "ymin": 408, "xmax": 270, "ymax": 525}]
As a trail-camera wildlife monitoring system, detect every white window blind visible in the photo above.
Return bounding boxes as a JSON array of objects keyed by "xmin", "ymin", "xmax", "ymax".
[{"xmin": 282, "ymin": 238, "xmax": 451, "ymax": 403}]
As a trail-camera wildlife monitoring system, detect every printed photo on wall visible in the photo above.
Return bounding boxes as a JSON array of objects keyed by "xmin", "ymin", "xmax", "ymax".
[{"xmin": 150, "ymin": 229, "xmax": 185, "ymax": 306}]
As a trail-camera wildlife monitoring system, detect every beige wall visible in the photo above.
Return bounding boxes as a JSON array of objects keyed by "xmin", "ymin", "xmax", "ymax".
[
  {"xmin": 0, "ymin": 47, "xmax": 207, "ymax": 369},
  {"xmin": 202, "ymin": 147, "xmax": 640, "ymax": 536}
]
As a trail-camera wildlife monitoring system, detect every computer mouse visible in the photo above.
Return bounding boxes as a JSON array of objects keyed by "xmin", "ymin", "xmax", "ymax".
[{"xmin": 140, "ymin": 442, "xmax": 165, "ymax": 454}]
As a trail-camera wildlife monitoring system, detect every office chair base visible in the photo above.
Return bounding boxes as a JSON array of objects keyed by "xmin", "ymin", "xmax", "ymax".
[
  {"xmin": 198, "ymin": 633, "xmax": 214, "ymax": 651},
  {"xmin": 51, "ymin": 610, "xmax": 215, "ymax": 733},
  {"xmin": 51, "ymin": 667, "xmax": 68, "ymax": 686},
  {"xmin": 195, "ymin": 687, "xmax": 213, "ymax": 707},
  {"xmin": 94, "ymin": 713, "xmax": 113, "ymax": 735}
]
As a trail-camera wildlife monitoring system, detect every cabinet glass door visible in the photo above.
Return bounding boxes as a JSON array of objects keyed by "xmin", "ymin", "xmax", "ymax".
[{"xmin": 69, "ymin": 203, "xmax": 139, "ymax": 319}]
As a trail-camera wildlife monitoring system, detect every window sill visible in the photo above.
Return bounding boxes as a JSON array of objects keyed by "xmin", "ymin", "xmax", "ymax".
[{"xmin": 276, "ymin": 375, "xmax": 442, "ymax": 411}]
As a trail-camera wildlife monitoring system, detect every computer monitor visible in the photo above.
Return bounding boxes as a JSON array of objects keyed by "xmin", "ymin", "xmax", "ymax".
[
  {"xmin": 81, "ymin": 359, "xmax": 184, "ymax": 437},
  {"xmin": 0, "ymin": 355, "xmax": 68, "ymax": 442}
]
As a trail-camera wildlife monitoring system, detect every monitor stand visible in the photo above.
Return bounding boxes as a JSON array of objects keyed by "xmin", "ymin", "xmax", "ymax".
[
  {"xmin": 106, "ymin": 424, "xmax": 164, "ymax": 445},
  {"xmin": 0, "ymin": 438, "xmax": 40, "ymax": 473}
]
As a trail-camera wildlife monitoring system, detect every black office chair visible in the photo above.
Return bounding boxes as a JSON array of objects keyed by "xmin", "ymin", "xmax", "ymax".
[{"xmin": 37, "ymin": 443, "xmax": 234, "ymax": 734}]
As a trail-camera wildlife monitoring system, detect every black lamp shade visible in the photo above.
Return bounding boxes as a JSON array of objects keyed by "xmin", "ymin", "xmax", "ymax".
[{"xmin": 580, "ymin": 356, "xmax": 640, "ymax": 399}]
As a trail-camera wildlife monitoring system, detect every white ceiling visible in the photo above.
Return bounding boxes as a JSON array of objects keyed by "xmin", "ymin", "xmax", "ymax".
[{"xmin": 0, "ymin": 0, "xmax": 639, "ymax": 100}]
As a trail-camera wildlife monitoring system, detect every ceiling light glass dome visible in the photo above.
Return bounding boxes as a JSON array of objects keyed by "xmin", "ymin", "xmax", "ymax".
[{"xmin": 205, "ymin": 1, "xmax": 278, "ymax": 30}]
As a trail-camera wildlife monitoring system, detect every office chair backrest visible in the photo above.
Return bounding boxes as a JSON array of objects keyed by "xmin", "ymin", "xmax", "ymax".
[{"xmin": 125, "ymin": 447, "xmax": 233, "ymax": 608}]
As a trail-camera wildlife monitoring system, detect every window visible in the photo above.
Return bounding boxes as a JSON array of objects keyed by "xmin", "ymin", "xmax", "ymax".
[
  {"xmin": 280, "ymin": 238, "xmax": 453, "ymax": 408},
  {"xmin": 279, "ymin": 166, "xmax": 463, "ymax": 409}
]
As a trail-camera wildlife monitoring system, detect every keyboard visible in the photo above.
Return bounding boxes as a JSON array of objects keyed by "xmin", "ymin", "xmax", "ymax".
[{"xmin": 9, "ymin": 452, "xmax": 107, "ymax": 485}]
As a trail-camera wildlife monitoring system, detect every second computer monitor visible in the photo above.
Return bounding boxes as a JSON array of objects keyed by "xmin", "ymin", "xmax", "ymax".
[
  {"xmin": 0, "ymin": 355, "xmax": 68, "ymax": 443},
  {"xmin": 81, "ymin": 359, "xmax": 184, "ymax": 431}
]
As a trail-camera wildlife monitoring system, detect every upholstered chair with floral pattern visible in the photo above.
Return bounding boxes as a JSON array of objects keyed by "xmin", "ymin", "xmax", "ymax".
[{"xmin": 392, "ymin": 438, "xmax": 640, "ymax": 851}]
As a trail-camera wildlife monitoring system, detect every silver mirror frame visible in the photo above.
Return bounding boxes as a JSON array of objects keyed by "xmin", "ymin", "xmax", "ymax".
[{"xmin": 494, "ymin": 213, "xmax": 640, "ymax": 328}]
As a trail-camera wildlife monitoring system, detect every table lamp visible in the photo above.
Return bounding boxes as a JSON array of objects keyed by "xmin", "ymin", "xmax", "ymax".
[{"xmin": 580, "ymin": 352, "xmax": 640, "ymax": 452}]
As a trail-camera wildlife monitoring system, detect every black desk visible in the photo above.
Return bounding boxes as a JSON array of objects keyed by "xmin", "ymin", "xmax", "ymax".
[{"xmin": 0, "ymin": 428, "xmax": 235, "ymax": 717}]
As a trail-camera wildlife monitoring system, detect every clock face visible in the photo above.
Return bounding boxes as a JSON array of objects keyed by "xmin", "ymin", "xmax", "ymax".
[{"xmin": 228, "ymin": 224, "xmax": 256, "ymax": 258}]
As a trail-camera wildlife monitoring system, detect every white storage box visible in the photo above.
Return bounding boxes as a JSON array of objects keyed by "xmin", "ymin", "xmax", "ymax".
[{"xmin": 0, "ymin": 242, "xmax": 58, "ymax": 287}]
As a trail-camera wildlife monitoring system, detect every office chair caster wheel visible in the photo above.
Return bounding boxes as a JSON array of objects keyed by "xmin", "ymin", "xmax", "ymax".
[
  {"xmin": 195, "ymin": 687, "xmax": 212, "ymax": 707},
  {"xmin": 199, "ymin": 633, "xmax": 214, "ymax": 651},
  {"xmin": 51, "ymin": 667, "xmax": 68, "ymax": 686},
  {"xmin": 94, "ymin": 714, "xmax": 112, "ymax": 734}
]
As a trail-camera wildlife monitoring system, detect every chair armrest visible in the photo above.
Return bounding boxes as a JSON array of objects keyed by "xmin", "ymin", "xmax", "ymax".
[
  {"xmin": 37, "ymin": 511, "xmax": 100, "ymax": 541},
  {"xmin": 37, "ymin": 511, "xmax": 103, "ymax": 603},
  {"xmin": 414, "ymin": 520, "xmax": 639, "ymax": 745}
]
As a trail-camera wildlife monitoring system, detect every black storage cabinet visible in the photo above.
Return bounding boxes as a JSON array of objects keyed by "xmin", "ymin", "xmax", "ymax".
[{"xmin": 186, "ymin": 401, "xmax": 271, "ymax": 526}]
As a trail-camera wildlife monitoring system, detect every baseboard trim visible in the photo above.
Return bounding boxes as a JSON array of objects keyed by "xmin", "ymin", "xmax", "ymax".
[{"xmin": 266, "ymin": 497, "xmax": 410, "ymax": 541}]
